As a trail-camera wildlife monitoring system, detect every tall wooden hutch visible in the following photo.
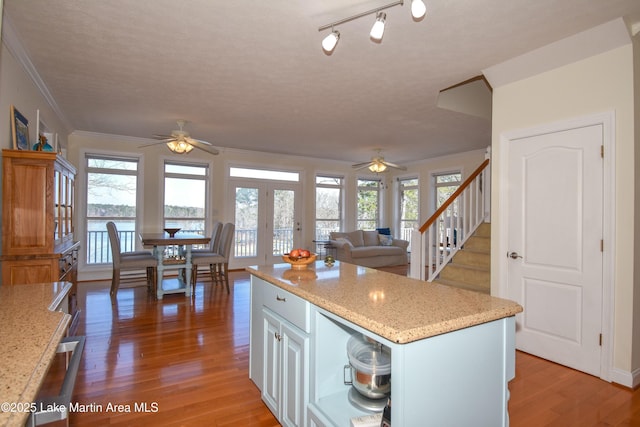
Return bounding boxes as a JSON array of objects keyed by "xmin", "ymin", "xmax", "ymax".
[{"xmin": 1, "ymin": 149, "xmax": 80, "ymax": 333}]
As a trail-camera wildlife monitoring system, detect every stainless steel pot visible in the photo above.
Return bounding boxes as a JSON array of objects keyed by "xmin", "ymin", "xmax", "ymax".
[{"xmin": 344, "ymin": 334, "xmax": 391, "ymax": 399}]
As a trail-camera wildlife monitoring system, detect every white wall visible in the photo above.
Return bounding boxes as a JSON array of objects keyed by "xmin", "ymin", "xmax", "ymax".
[{"xmin": 491, "ymin": 44, "xmax": 637, "ymax": 382}]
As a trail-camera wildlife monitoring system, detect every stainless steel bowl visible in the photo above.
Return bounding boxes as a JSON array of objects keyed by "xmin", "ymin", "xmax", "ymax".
[
  {"xmin": 344, "ymin": 334, "xmax": 391, "ymax": 399},
  {"xmin": 346, "ymin": 364, "xmax": 391, "ymax": 399}
]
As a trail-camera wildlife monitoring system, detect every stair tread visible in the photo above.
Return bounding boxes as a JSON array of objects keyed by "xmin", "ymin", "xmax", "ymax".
[
  {"xmin": 433, "ymin": 278, "xmax": 490, "ymax": 294},
  {"xmin": 445, "ymin": 262, "xmax": 489, "ymax": 272}
]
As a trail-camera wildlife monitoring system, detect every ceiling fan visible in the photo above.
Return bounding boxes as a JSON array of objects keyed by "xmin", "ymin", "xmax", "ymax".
[
  {"xmin": 352, "ymin": 150, "xmax": 406, "ymax": 173},
  {"xmin": 140, "ymin": 120, "xmax": 219, "ymax": 155}
]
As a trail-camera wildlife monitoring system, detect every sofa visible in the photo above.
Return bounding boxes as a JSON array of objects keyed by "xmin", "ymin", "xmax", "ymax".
[{"xmin": 328, "ymin": 230, "xmax": 409, "ymax": 268}]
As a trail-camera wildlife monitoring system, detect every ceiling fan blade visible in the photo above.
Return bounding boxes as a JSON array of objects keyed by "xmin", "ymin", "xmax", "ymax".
[
  {"xmin": 189, "ymin": 139, "xmax": 219, "ymax": 155},
  {"xmin": 139, "ymin": 140, "xmax": 174, "ymax": 148},
  {"xmin": 352, "ymin": 161, "xmax": 374, "ymax": 169},
  {"xmin": 384, "ymin": 161, "xmax": 407, "ymax": 171},
  {"xmin": 152, "ymin": 134, "xmax": 175, "ymax": 140},
  {"xmin": 186, "ymin": 136, "xmax": 213, "ymax": 146}
]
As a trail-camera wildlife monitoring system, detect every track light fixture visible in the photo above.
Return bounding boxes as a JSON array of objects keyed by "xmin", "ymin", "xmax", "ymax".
[
  {"xmin": 411, "ymin": 0, "xmax": 427, "ymax": 19},
  {"xmin": 370, "ymin": 12, "xmax": 386, "ymax": 41},
  {"xmin": 322, "ymin": 28, "xmax": 340, "ymax": 53},
  {"xmin": 318, "ymin": 0, "xmax": 426, "ymax": 54}
]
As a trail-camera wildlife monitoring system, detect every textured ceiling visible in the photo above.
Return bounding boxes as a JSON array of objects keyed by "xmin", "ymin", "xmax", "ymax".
[{"xmin": 3, "ymin": 0, "xmax": 640, "ymax": 165}]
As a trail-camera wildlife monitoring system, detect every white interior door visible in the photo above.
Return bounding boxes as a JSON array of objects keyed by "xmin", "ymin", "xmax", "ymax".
[
  {"xmin": 230, "ymin": 180, "xmax": 301, "ymax": 268},
  {"xmin": 507, "ymin": 124, "xmax": 603, "ymax": 377}
]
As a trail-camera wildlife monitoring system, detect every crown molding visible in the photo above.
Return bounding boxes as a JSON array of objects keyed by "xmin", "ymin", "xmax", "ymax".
[{"xmin": 2, "ymin": 13, "xmax": 73, "ymax": 133}]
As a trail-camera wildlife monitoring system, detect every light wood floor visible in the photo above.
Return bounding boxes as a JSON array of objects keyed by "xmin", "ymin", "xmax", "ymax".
[{"xmin": 39, "ymin": 270, "xmax": 639, "ymax": 426}]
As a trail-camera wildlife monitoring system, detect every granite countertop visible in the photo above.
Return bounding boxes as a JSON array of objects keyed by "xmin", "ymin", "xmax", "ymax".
[
  {"xmin": 0, "ymin": 282, "xmax": 72, "ymax": 427},
  {"xmin": 247, "ymin": 261, "xmax": 522, "ymax": 344}
]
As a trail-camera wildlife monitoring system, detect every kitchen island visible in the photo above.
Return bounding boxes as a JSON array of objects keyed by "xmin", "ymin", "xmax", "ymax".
[
  {"xmin": 0, "ymin": 282, "xmax": 72, "ymax": 427},
  {"xmin": 248, "ymin": 261, "xmax": 523, "ymax": 427}
]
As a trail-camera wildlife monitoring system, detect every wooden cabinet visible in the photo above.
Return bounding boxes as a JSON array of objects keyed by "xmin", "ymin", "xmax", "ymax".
[{"xmin": 1, "ymin": 150, "xmax": 80, "ymax": 334}]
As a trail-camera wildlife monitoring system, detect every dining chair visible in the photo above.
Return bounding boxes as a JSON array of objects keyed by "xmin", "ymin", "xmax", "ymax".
[
  {"xmin": 192, "ymin": 221, "xmax": 223, "ymax": 255},
  {"xmin": 191, "ymin": 222, "xmax": 235, "ymax": 293},
  {"xmin": 106, "ymin": 221, "xmax": 158, "ymax": 297}
]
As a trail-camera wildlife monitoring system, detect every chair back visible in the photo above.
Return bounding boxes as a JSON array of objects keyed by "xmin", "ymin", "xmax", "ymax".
[
  {"xmin": 106, "ymin": 221, "xmax": 122, "ymax": 267},
  {"xmin": 209, "ymin": 221, "xmax": 223, "ymax": 252},
  {"xmin": 219, "ymin": 222, "xmax": 236, "ymax": 260}
]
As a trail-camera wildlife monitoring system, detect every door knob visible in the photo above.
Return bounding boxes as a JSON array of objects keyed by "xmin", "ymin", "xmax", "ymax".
[{"xmin": 508, "ymin": 251, "xmax": 523, "ymax": 259}]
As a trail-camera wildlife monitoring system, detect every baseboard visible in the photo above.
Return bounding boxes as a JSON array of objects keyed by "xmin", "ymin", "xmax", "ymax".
[{"xmin": 609, "ymin": 366, "xmax": 640, "ymax": 389}]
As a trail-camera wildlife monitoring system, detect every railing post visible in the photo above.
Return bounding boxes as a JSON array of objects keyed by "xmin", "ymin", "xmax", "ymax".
[{"xmin": 410, "ymin": 229, "xmax": 423, "ymax": 279}]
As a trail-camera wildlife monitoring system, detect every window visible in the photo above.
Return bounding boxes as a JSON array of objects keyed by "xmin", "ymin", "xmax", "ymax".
[
  {"xmin": 85, "ymin": 154, "xmax": 140, "ymax": 265},
  {"xmin": 434, "ymin": 171, "xmax": 462, "ymax": 210},
  {"xmin": 398, "ymin": 178, "xmax": 419, "ymax": 242},
  {"xmin": 164, "ymin": 161, "xmax": 209, "ymax": 235},
  {"xmin": 230, "ymin": 167, "xmax": 299, "ymax": 182},
  {"xmin": 433, "ymin": 171, "xmax": 462, "ymax": 246},
  {"xmin": 357, "ymin": 179, "xmax": 381, "ymax": 230},
  {"xmin": 315, "ymin": 175, "xmax": 343, "ymax": 240}
]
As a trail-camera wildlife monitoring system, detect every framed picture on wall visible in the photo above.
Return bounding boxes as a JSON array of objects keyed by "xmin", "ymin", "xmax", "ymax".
[{"xmin": 10, "ymin": 105, "xmax": 29, "ymax": 150}]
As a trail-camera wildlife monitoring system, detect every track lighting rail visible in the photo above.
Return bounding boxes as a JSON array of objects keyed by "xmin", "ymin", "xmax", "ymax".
[{"xmin": 317, "ymin": 0, "xmax": 404, "ymax": 32}]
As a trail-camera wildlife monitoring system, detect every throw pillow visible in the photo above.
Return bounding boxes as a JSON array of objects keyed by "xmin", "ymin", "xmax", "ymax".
[
  {"xmin": 376, "ymin": 227, "xmax": 391, "ymax": 235},
  {"xmin": 379, "ymin": 234, "xmax": 393, "ymax": 246}
]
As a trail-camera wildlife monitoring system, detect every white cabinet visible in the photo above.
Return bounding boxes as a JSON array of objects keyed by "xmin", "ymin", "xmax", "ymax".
[
  {"xmin": 263, "ymin": 309, "xmax": 309, "ymax": 427},
  {"xmin": 250, "ymin": 276, "xmax": 310, "ymax": 427}
]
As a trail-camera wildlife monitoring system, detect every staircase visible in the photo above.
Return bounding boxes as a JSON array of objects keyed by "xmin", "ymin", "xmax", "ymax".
[{"xmin": 433, "ymin": 222, "xmax": 490, "ymax": 294}]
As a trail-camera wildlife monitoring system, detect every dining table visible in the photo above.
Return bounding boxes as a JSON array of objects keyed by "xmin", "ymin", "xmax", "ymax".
[{"xmin": 139, "ymin": 232, "xmax": 210, "ymax": 300}]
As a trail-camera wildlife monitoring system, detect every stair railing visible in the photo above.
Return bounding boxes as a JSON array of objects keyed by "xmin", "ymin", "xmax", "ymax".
[{"xmin": 410, "ymin": 158, "xmax": 490, "ymax": 281}]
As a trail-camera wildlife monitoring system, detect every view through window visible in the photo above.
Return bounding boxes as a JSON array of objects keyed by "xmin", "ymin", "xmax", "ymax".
[
  {"xmin": 399, "ymin": 178, "xmax": 419, "ymax": 242},
  {"xmin": 164, "ymin": 161, "xmax": 209, "ymax": 234},
  {"xmin": 85, "ymin": 155, "xmax": 139, "ymax": 264},
  {"xmin": 357, "ymin": 178, "xmax": 381, "ymax": 230},
  {"xmin": 315, "ymin": 175, "xmax": 343, "ymax": 240}
]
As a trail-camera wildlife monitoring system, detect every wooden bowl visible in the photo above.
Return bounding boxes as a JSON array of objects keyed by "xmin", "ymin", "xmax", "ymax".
[
  {"xmin": 282, "ymin": 253, "xmax": 317, "ymax": 269},
  {"xmin": 164, "ymin": 227, "xmax": 181, "ymax": 237}
]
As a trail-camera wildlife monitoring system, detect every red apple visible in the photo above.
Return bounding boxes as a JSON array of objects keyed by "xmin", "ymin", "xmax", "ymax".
[
  {"xmin": 300, "ymin": 249, "xmax": 310, "ymax": 258},
  {"xmin": 290, "ymin": 249, "xmax": 301, "ymax": 258}
]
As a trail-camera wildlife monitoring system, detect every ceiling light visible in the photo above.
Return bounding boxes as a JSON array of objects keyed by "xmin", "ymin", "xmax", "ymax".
[
  {"xmin": 167, "ymin": 140, "xmax": 194, "ymax": 154},
  {"xmin": 369, "ymin": 162, "xmax": 387, "ymax": 173},
  {"xmin": 370, "ymin": 12, "xmax": 386, "ymax": 41},
  {"xmin": 411, "ymin": 0, "xmax": 427, "ymax": 19},
  {"xmin": 322, "ymin": 29, "xmax": 340, "ymax": 53}
]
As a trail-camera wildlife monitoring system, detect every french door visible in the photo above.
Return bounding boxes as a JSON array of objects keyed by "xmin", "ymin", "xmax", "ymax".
[{"xmin": 230, "ymin": 180, "xmax": 301, "ymax": 268}]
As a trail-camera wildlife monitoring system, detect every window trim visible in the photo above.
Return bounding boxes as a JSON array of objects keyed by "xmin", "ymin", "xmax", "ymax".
[
  {"xmin": 162, "ymin": 158, "xmax": 211, "ymax": 236},
  {"xmin": 79, "ymin": 148, "xmax": 145, "ymax": 270},
  {"xmin": 315, "ymin": 174, "xmax": 344, "ymax": 240}
]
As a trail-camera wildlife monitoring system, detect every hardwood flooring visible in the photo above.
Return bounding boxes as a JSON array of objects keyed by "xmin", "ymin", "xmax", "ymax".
[{"xmin": 38, "ymin": 270, "xmax": 639, "ymax": 426}]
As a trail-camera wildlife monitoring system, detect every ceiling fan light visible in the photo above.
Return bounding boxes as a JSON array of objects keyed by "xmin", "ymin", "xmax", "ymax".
[
  {"xmin": 411, "ymin": 0, "xmax": 427, "ymax": 19},
  {"xmin": 370, "ymin": 12, "xmax": 386, "ymax": 41},
  {"xmin": 322, "ymin": 30, "xmax": 340, "ymax": 53},
  {"xmin": 167, "ymin": 140, "xmax": 194, "ymax": 154},
  {"xmin": 369, "ymin": 162, "xmax": 387, "ymax": 173}
]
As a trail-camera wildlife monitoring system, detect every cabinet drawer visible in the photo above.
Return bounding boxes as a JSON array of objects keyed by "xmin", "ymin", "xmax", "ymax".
[{"xmin": 263, "ymin": 283, "xmax": 310, "ymax": 333}]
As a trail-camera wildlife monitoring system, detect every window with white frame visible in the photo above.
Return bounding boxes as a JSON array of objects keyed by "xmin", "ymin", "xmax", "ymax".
[
  {"xmin": 433, "ymin": 171, "xmax": 462, "ymax": 246},
  {"xmin": 164, "ymin": 161, "xmax": 209, "ymax": 235},
  {"xmin": 434, "ymin": 171, "xmax": 462, "ymax": 210},
  {"xmin": 85, "ymin": 154, "xmax": 140, "ymax": 265},
  {"xmin": 357, "ymin": 178, "xmax": 381, "ymax": 230},
  {"xmin": 315, "ymin": 175, "xmax": 343, "ymax": 240},
  {"xmin": 398, "ymin": 177, "xmax": 419, "ymax": 242}
]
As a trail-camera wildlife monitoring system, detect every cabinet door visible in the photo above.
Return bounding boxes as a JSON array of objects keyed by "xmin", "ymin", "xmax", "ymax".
[
  {"xmin": 281, "ymin": 321, "xmax": 309, "ymax": 427},
  {"xmin": 262, "ymin": 310, "xmax": 281, "ymax": 416}
]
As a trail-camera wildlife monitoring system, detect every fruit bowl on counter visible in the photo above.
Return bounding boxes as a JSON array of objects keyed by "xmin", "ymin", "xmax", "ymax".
[{"xmin": 282, "ymin": 252, "xmax": 317, "ymax": 269}]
